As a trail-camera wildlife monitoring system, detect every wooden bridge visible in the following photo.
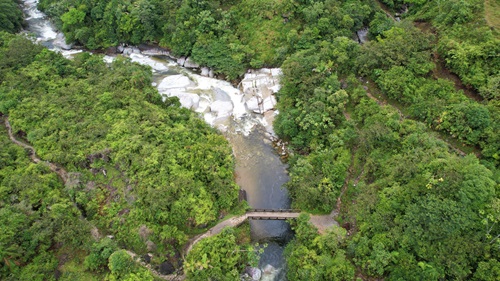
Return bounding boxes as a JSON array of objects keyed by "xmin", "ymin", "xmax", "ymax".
[
  {"xmin": 185, "ymin": 209, "xmax": 306, "ymax": 255},
  {"xmin": 246, "ymin": 208, "xmax": 301, "ymax": 220}
]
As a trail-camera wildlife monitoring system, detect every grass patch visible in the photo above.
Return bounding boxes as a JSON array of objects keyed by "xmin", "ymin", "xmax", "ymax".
[
  {"xmin": 57, "ymin": 249, "xmax": 104, "ymax": 281},
  {"xmin": 485, "ymin": 0, "xmax": 500, "ymax": 30}
]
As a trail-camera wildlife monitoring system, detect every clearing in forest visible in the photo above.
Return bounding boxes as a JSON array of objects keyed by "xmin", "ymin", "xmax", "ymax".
[{"xmin": 485, "ymin": 0, "xmax": 500, "ymax": 30}]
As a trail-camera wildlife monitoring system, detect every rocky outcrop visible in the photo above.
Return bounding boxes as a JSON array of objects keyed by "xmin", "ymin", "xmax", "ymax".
[
  {"xmin": 200, "ymin": 67, "xmax": 215, "ymax": 77},
  {"xmin": 245, "ymin": 267, "xmax": 262, "ymax": 280},
  {"xmin": 183, "ymin": 57, "xmax": 199, "ymax": 68},
  {"xmin": 356, "ymin": 27, "xmax": 369, "ymax": 44},
  {"xmin": 157, "ymin": 75, "xmax": 202, "ymax": 110},
  {"xmin": 240, "ymin": 69, "xmax": 281, "ymax": 115},
  {"xmin": 53, "ymin": 32, "xmax": 73, "ymax": 50},
  {"xmin": 177, "ymin": 56, "xmax": 200, "ymax": 68}
]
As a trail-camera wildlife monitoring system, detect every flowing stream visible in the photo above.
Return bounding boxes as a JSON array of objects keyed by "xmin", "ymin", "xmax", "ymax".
[{"xmin": 21, "ymin": 1, "xmax": 291, "ymax": 279}]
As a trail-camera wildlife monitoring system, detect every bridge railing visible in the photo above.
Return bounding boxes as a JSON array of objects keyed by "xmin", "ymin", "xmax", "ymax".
[{"xmin": 248, "ymin": 208, "xmax": 301, "ymax": 213}]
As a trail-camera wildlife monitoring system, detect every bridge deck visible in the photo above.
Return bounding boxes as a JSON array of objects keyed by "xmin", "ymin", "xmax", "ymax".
[{"xmin": 246, "ymin": 211, "xmax": 300, "ymax": 220}]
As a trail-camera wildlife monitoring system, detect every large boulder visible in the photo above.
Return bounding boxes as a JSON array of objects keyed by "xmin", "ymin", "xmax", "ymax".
[
  {"xmin": 177, "ymin": 56, "xmax": 186, "ymax": 66},
  {"xmin": 261, "ymin": 264, "xmax": 280, "ymax": 281},
  {"xmin": 162, "ymin": 91, "xmax": 200, "ymax": 110},
  {"xmin": 122, "ymin": 47, "xmax": 141, "ymax": 55},
  {"xmin": 201, "ymin": 67, "xmax": 210, "ymax": 76},
  {"xmin": 158, "ymin": 261, "xmax": 175, "ymax": 275},
  {"xmin": 157, "ymin": 75, "xmax": 192, "ymax": 91},
  {"xmin": 245, "ymin": 96, "xmax": 262, "ymax": 114},
  {"xmin": 245, "ymin": 266, "xmax": 262, "ymax": 281},
  {"xmin": 210, "ymin": 100, "xmax": 233, "ymax": 117},
  {"xmin": 262, "ymin": 96, "xmax": 276, "ymax": 112},
  {"xmin": 184, "ymin": 57, "xmax": 200, "ymax": 68}
]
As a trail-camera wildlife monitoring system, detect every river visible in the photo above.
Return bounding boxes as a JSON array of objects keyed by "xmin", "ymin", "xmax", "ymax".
[{"xmin": 21, "ymin": 0, "xmax": 292, "ymax": 279}]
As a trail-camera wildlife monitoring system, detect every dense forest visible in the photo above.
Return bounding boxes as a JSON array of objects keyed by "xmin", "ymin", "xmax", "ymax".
[
  {"xmin": 0, "ymin": 30, "xmax": 253, "ymax": 279},
  {"xmin": 1, "ymin": 0, "xmax": 499, "ymax": 280}
]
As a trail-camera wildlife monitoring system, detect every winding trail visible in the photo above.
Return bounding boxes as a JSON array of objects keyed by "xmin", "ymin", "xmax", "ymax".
[
  {"xmin": 4, "ymin": 116, "xmax": 186, "ymax": 280},
  {"xmin": 185, "ymin": 209, "xmax": 337, "ymax": 254},
  {"xmin": 4, "ymin": 115, "xmax": 338, "ymax": 276},
  {"xmin": 363, "ymin": 87, "xmax": 467, "ymax": 156},
  {"xmin": 4, "ymin": 117, "xmax": 69, "ymax": 182}
]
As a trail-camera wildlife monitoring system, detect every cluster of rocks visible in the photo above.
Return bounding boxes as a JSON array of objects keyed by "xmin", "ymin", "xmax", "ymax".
[
  {"xmin": 100, "ymin": 43, "xmax": 284, "ymax": 137},
  {"xmin": 157, "ymin": 75, "xmax": 201, "ymax": 110},
  {"xmin": 177, "ymin": 56, "xmax": 216, "ymax": 78},
  {"xmin": 240, "ymin": 68, "xmax": 281, "ymax": 115},
  {"xmin": 241, "ymin": 264, "xmax": 280, "ymax": 281}
]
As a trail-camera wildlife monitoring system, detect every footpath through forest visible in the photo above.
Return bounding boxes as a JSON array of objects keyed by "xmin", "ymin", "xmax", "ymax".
[{"xmin": 4, "ymin": 115, "xmax": 339, "ymax": 280}]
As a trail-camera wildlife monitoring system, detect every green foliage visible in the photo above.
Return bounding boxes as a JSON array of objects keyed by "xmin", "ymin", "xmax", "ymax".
[
  {"xmin": 357, "ymin": 24, "xmax": 434, "ymax": 76},
  {"xmin": 108, "ymin": 250, "xmax": 134, "ymax": 278},
  {"xmin": 84, "ymin": 238, "xmax": 118, "ymax": 272},
  {"xmin": 349, "ymin": 114, "xmax": 497, "ymax": 279},
  {"xmin": 0, "ymin": 120, "xmax": 87, "ymax": 279},
  {"xmin": 37, "ymin": 0, "xmax": 374, "ymax": 78},
  {"xmin": 438, "ymin": 28, "xmax": 500, "ymax": 94},
  {"xmin": 285, "ymin": 214, "xmax": 355, "ymax": 280},
  {"xmin": 0, "ymin": 34, "xmax": 239, "ymax": 277},
  {"xmin": 184, "ymin": 228, "xmax": 256, "ymax": 280},
  {"xmin": 0, "ymin": 0, "xmax": 24, "ymax": 33},
  {"xmin": 3, "ymin": 0, "xmax": 499, "ymax": 279},
  {"xmin": 287, "ymin": 148, "xmax": 350, "ymax": 213},
  {"xmin": 369, "ymin": 12, "xmax": 395, "ymax": 38}
]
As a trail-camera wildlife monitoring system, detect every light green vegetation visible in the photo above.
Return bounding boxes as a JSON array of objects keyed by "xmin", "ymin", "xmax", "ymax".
[
  {"xmin": 0, "ymin": 32, "xmax": 241, "ymax": 279},
  {"xmin": 184, "ymin": 226, "xmax": 258, "ymax": 280},
  {"xmin": 2, "ymin": 0, "xmax": 499, "ymax": 279}
]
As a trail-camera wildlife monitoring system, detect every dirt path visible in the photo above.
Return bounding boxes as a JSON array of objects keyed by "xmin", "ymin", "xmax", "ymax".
[
  {"xmin": 364, "ymin": 87, "xmax": 468, "ymax": 156},
  {"xmin": 4, "ymin": 116, "xmax": 182, "ymax": 280},
  {"xmin": 4, "ymin": 117, "xmax": 69, "ymax": 183},
  {"xmin": 125, "ymin": 251, "xmax": 185, "ymax": 281},
  {"xmin": 309, "ymin": 213, "xmax": 339, "ymax": 234},
  {"xmin": 185, "ymin": 209, "xmax": 338, "ymax": 253}
]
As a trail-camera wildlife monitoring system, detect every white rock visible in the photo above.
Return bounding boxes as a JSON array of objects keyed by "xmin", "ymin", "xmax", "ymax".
[
  {"xmin": 245, "ymin": 267, "xmax": 262, "ymax": 281},
  {"xmin": 246, "ymin": 96, "xmax": 261, "ymax": 114},
  {"xmin": 60, "ymin": 49, "xmax": 83, "ymax": 59},
  {"xmin": 117, "ymin": 45, "xmax": 124, "ymax": 53},
  {"xmin": 162, "ymin": 91, "xmax": 200, "ymax": 110},
  {"xmin": 158, "ymin": 75, "xmax": 192, "ymax": 91},
  {"xmin": 262, "ymin": 264, "xmax": 276, "ymax": 274},
  {"xmin": 177, "ymin": 57, "xmax": 186, "ymax": 66},
  {"xmin": 102, "ymin": 55, "xmax": 115, "ymax": 64},
  {"xmin": 177, "ymin": 93, "xmax": 200, "ymax": 110},
  {"xmin": 262, "ymin": 96, "xmax": 277, "ymax": 112},
  {"xmin": 201, "ymin": 67, "xmax": 210, "ymax": 76},
  {"xmin": 269, "ymin": 85, "xmax": 281, "ymax": 93},
  {"xmin": 260, "ymin": 264, "xmax": 280, "ymax": 281},
  {"xmin": 260, "ymin": 68, "xmax": 272, "ymax": 74},
  {"xmin": 184, "ymin": 57, "xmax": 200, "ymax": 68},
  {"xmin": 209, "ymin": 69, "xmax": 215, "ymax": 78},
  {"xmin": 210, "ymin": 100, "xmax": 233, "ymax": 117},
  {"xmin": 123, "ymin": 47, "xmax": 141, "ymax": 55},
  {"xmin": 241, "ymin": 80, "xmax": 256, "ymax": 94},
  {"xmin": 129, "ymin": 53, "xmax": 169, "ymax": 72},
  {"xmin": 195, "ymin": 97, "xmax": 211, "ymax": 113},
  {"xmin": 270, "ymin": 68, "xmax": 282, "ymax": 76}
]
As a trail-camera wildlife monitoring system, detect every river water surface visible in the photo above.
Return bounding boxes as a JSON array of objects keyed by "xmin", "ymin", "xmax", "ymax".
[{"xmin": 21, "ymin": 1, "xmax": 292, "ymax": 279}]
